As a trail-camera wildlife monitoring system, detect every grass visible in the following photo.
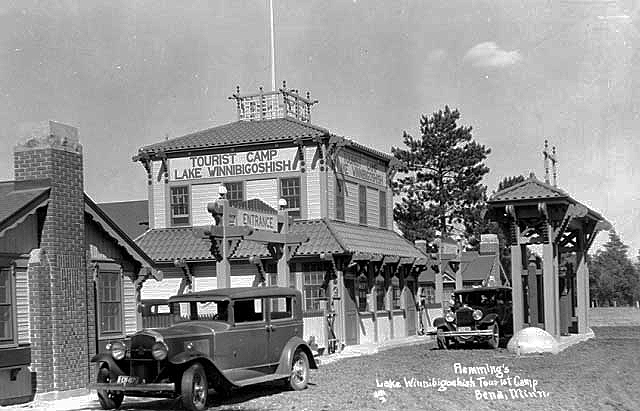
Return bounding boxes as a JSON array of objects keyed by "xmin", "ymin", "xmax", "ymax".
[{"xmin": 589, "ymin": 307, "xmax": 640, "ymax": 327}]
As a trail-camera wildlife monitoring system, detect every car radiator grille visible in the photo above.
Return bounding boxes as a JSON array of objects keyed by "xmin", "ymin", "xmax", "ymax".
[
  {"xmin": 456, "ymin": 310, "xmax": 475, "ymax": 327},
  {"xmin": 129, "ymin": 334, "xmax": 160, "ymax": 382}
]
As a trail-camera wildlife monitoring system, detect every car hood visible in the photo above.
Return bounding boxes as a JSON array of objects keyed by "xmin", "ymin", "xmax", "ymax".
[{"xmin": 140, "ymin": 321, "xmax": 230, "ymax": 340}]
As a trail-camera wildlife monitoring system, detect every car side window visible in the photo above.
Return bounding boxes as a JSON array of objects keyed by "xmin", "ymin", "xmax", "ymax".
[
  {"xmin": 234, "ymin": 298, "xmax": 264, "ymax": 323},
  {"xmin": 269, "ymin": 297, "xmax": 293, "ymax": 321}
]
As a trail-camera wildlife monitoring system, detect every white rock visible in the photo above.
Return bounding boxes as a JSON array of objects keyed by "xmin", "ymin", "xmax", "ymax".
[{"xmin": 507, "ymin": 327, "xmax": 559, "ymax": 355}]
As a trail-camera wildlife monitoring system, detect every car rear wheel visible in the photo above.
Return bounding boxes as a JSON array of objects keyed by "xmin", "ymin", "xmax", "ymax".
[
  {"xmin": 96, "ymin": 367, "xmax": 124, "ymax": 410},
  {"xmin": 288, "ymin": 349, "xmax": 310, "ymax": 390},
  {"xmin": 181, "ymin": 363, "xmax": 208, "ymax": 411},
  {"xmin": 488, "ymin": 323, "xmax": 500, "ymax": 349}
]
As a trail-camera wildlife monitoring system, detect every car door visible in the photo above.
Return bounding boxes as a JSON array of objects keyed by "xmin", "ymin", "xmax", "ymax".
[
  {"xmin": 266, "ymin": 296, "xmax": 296, "ymax": 369},
  {"xmin": 221, "ymin": 297, "xmax": 269, "ymax": 382}
]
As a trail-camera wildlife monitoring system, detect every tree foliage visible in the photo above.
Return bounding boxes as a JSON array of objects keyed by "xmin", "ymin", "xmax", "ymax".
[
  {"xmin": 589, "ymin": 230, "xmax": 640, "ymax": 306},
  {"xmin": 497, "ymin": 175, "xmax": 526, "ymax": 192},
  {"xmin": 392, "ymin": 106, "xmax": 491, "ymax": 243}
]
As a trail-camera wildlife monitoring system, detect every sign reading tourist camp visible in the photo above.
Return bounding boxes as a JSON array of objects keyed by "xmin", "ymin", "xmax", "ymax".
[
  {"xmin": 337, "ymin": 150, "xmax": 387, "ymax": 187},
  {"xmin": 170, "ymin": 148, "xmax": 299, "ymax": 180}
]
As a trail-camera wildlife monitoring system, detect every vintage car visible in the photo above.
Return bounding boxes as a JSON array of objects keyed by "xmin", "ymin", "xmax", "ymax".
[
  {"xmin": 90, "ymin": 287, "xmax": 317, "ymax": 411},
  {"xmin": 431, "ymin": 286, "xmax": 513, "ymax": 349}
]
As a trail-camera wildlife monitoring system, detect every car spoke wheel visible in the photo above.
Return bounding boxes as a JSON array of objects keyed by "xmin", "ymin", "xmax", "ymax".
[
  {"xmin": 288, "ymin": 349, "xmax": 310, "ymax": 390},
  {"xmin": 181, "ymin": 363, "xmax": 208, "ymax": 411},
  {"xmin": 96, "ymin": 367, "xmax": 124, "ymax": 410},
  {"xmin": 488, "ymin": 323, "xmax": 500, "ymax": 349}
]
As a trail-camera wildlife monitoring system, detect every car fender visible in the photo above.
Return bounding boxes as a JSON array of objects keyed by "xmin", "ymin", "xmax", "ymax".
[
  {"xmin": 170, "ymin": 351, "xmax": 237, "ymax": 388},
  {"xmin": 433, "ymin": 317, "xmax": 452, "ymax": 331},
  {"xmin": 275, "ymin": 337, "xmax": 318, "ymax": 375},
  {"xmin": 479, "ymin": 313, "xmax": 499, "ymax": 327},
  {"xmin": 90, "ymin": 354, "xmax": 125, "ymax": 376}
]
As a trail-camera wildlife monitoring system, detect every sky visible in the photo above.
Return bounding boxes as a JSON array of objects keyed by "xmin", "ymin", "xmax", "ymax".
[{"xmin": 1, "ymin": 0, "xmax": 639, "ymax": 254}]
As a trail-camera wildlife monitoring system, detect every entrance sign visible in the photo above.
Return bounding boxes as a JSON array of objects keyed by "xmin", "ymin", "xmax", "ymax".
[
  {"xmin": 230, "ymin": 209, "xmax": 277, "ymax": 232},
  {"xmin": 337, "ymin": 150, "xmax": 387, "ymax": 187},
  {"xmin": 170, "ymin": 148, "xmax": 299, "ymax": 181}
]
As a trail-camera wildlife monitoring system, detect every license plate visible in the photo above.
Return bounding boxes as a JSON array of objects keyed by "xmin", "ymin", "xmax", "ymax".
[
  {"xmin": 116, "ymin": 375, "xmax": 139, "ymax": 385},
  {"xmin": 458, "ymin": 326, "xmax": 471, "ymax": 332}
]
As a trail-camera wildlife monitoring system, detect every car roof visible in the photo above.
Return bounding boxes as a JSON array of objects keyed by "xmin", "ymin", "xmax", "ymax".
[
  {"xmin": 167, "ymin": 286, "xmax": 300, "ymax": 303},
  {"xmin": 453, "ymin": 286, "xmax": 512, "ymax": 294}
]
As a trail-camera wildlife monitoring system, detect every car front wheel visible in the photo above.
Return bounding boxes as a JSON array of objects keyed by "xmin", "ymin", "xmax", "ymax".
[
  {"xmin": 181, "ymin": 363, "xmax": 208, "ymax": 411},
  {"xmin": 488, "ymin": 323, "xmax": 500, "ymax": 349},
  {"xmin": 288, "ymin": 349, "xmax": 310, "ymax": 390},
  {"xmin": 96, "ymin": 367, "xmax": 124, "ymax": 410}
]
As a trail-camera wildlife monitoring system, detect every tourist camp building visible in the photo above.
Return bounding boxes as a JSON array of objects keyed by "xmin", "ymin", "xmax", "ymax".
[
  {"xmin": 0, "ymin": 122, "xmax": 157, "ymax": 405},
  {"xmin": 131, "ymin": 85, "xmax": 430, "ymax": 348}
]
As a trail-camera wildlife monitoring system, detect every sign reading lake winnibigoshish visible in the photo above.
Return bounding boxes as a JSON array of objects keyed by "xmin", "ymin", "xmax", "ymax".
[{"xmin": 169, "ymin": 147, "xmax": 299, "ymax": 181}]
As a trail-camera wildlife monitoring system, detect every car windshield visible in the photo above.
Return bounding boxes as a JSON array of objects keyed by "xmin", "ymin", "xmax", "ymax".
[
  {"xmin": 454, "ymin": 291, "xmax": 498, "ymax": 307},
  {"xmin": 171, "ymin": 300, "xmax": 230, "ymax": 322}
]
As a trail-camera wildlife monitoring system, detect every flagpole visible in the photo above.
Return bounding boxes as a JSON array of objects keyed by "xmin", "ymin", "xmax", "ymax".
[{"xmin": 269, "ymin": 0, "xmax": 276, "ymax": 92}]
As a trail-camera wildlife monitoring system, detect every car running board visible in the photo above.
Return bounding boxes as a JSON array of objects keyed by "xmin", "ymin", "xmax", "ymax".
[{"xmin": 232, "ymin": 373, "xmax": 289, "ymax": 387}]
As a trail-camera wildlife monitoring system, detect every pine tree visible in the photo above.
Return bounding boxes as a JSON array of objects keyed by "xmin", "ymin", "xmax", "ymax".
[
  {"xmin": 496, "ymin": 175, "xmax": 526, "ymax": 192},
  {"xmin": 589, "ymin": 230, "xmax": 640, "ymax": 306},
  {"xmin": 392, "ymin": 106, "xmax": 491, "ymax": 242}
]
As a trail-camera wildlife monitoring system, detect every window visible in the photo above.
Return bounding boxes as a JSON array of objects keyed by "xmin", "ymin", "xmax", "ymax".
[
  {"xmin": 375, "ymin": 275, "xmax": 386, "ymax": 310},
  {"xmin": 170, "ymin": 186, "xmax": 190, "ymax": 225},
  {"xmin": 234, "ymin": 299, "xmax": 264, "ymax": 323},
  {"xmin": 0, "ymin": 268, "xmax": 14, "ymax": 343},
  {"xmin": 269, "ymin": 297, "xmax": 293, "ymax": 320},
  {"xmin": 226, "ymin": 181, "xmax": 244, "ymax": 203},
  {"xmin": 302, "ymin": 263, "xmax": 326, "ymax": 312},
  {"xmin": 359, "ymin": 185, "xmax": 367, "ymax": 225},
  {"xmin": 98, "ymin": 272, "xmax": 122, "ymax": 335},
  {"xmin": 379, "ymin": 190, "xmax": 387, "ymax": 228},
  {"xmin": 280, "ymin": 177, "xmax": 301, "ymax": 219},
  {"xmin": 335, "ymin": 179, "xmax": 345, "ymax": 221},
  {"xmin": 357, "ymin": 274, "xmax": 368, "ymax": 312},
  {"xmin": 391, "ymin": 276, "xmax": 401, "ymax": 309}
]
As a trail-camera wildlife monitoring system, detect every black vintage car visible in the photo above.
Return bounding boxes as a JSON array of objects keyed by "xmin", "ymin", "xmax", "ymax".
[
  {"xmin": 431, "ymin": 286, "xmax": 513, "ymax": 349},
  {"xmin": 90, "ymin": 287, "xmax": 317, "ymax": 411}
]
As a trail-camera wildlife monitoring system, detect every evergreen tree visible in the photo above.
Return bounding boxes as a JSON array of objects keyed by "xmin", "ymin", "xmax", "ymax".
[
  {"xmin": 496, "ymin": 175, "xmax": 526, "ymax": 192},
  {"xmin": 589, "ymin": 230, "xmax": 640, "ymax": 306},
  {"xmin": 392, "ymin": 106, "xmax": 491, "ymax": 242}
]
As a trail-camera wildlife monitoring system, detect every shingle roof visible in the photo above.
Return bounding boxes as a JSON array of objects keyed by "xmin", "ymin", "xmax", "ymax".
[
  {"xmin": 136, "ymin": 118, "xmax": 329, "ymax": 156},
  {"xmin": 98, "ymin": 200, "xmax": 149, "ymax": 240},
  {"xmin": 460, "ymin": 255, "xmax": 497, "ymax": 282},
  {"xmin": 136, "ymin": 219, "xmax": 426, "ymax": 263},
  {"xmin": 489, "ymin": 174, "xmax": 569, "ymax": 202},
  {"xmin": 0, "ymin": 180, "xmax": 50, "ymax": 236}
]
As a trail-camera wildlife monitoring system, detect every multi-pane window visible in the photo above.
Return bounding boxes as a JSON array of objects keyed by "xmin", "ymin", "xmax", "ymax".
[
  {"xmin": 357, "ymin": 274, "xmax": 368, "ymax": 312},
  {"xmin": 424, "ymin": 286, "xmax": 436, "ymax": 305},
  {"xmin": 359, "ymin": 185, "xmax": 367, "ymax": 225},
  {"xmin": 0, "ymin": 268, "xmax": 13, "ymax": 343},
  {"xmin": 379, "ymin": 190, "xmax": 387, "ymax": 228},
  {"xmin": 280, "ymin": 178, "xmax": 301, "ymax": 219},
  {"xmin": 98, "ymin": 272, "xmax": 122, "ymax": 335},
  {"xmin": 391, "ymin": 276, "xmax": 401, "ymax": 309},
  {"xmin": 335, "ymin": 179, "xmax": 345, "ymax": 221},
  {"xmin": 302, "ymin": 263, "xmax": 326, "ymax": 312},
  {"xmin": 170, "ymin": 186, "xmax": 190, "ymax": 225},
  {"xmin": 226, "ymin": 181, "xmax": 244, "ymax": 203}
]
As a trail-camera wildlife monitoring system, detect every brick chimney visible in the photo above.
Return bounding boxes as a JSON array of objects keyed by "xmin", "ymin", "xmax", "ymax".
[{"xmin": 14, "ymin": 121, "xmax": 88, "ymax": 392}]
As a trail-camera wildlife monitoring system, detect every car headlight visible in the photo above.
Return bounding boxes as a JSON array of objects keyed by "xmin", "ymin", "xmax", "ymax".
[
  {"xmin": 152, "ymin": 341, "xmax": 168, "ymax": 360},
  {"xmin": 110, "ymin": 341, "xmax": 126, "ymax": 360},
  {"xmin": 445, "ymin": 312, "xmax": 455, "ymax": 322},
  {"xmin": 472, "ymin": 309, "xmax": 483, "ymax": 321}
]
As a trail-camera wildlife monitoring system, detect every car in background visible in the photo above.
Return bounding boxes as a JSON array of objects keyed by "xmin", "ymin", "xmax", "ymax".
[
  {"xmin": 431, "ymin": 286, "xmax": 513, "ymax": 349},
  {"xmin": 90, "ymin": 287, "xmax": 317, "ymax": 411}
]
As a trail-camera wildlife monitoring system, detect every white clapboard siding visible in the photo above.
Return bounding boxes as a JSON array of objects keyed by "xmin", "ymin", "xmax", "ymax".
[
  {"xmin": 344, "ymin": 181, "xmax": 359, "ymax": 224},
  {"xmin": 123, "ymin": 276, "xmax": 138, "ymax": 334},
  {"xmin": 15, "ymin": 267, "xmax": 30, "ymax": 344},
  {"xmin": 367, "ymin": 187, "xmax": 379, "ymax": 228},
  {"xmin": 194, "ymin": 276, "xmax": 217, "ymax": 291},
  {"xmin": 246, "ymin": 179, "xmax": 278, "ymax": 209},
  {"xmin": 152, "ymin": 161, "xmax": 166, "ymax": 229},
  {"xmin": 141, "ymin": 277, "xmax": 182, "ymax": 300},
  {"xmin": 306, "ymin": 168, "xmax": 321, "ymax": 219},
  {"xmin": 191, "ymin": 183, "xmax": 219, "ymax": 226}
]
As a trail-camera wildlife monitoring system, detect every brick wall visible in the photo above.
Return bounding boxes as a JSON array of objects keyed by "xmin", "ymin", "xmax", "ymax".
[{"xmin": 14, "ymin": 122, "xmax": 89, "ymax": 392}]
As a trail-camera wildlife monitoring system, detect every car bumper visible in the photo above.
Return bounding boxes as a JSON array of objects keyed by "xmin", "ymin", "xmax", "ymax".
[
  {"xmin": 435, "ymin": 329, "xmax": 494, "ymax": 338},
  {"xmin": 89, "ymin": 382, "xmax": 175, "ymax": 392}
]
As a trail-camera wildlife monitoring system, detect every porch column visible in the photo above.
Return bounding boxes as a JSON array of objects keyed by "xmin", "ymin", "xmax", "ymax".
[
  {"xmin": 510, "ymin": 245, "xmax": 524, "ymax": 334},
  {"xmin": 542, "ymin": 243, "xmax": 558, "ymax": 336}
]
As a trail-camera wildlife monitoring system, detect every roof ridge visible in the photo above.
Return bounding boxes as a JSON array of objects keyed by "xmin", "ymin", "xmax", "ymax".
[{"xmin": 321, "ymin": 218, "xmax": 348, "ymax": 252}]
